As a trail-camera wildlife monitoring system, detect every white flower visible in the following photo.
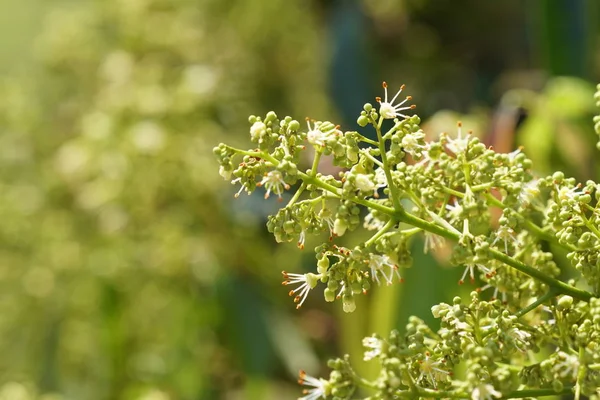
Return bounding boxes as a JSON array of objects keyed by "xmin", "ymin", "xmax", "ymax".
[
  {"xmin": 362, "ymin": 336, "xmax": 383, "ymax": 361},
  {"xmin": 354, "ymin": 173, "xmax": 376, "ymax": 193},
  {"xmin": 472, "ymin": 383, "xmax": 502, "ymax": 400},
  {"xmin": 298, "ymin": 370, "xmax": 330, "ymax": 400},
  {"xmin": 353, "ymin": 173, "xmax": 381, "ymax": 199},
  {"xmin": 376, "ymin": 81, "xmax": 415, "ymax": 120},
  {"xmin": 250, "ymin": 121, "xmax": 267, "ymax": 141},
  {"xmin": 427, "ymin": 209, "xmax": 461, "ymax": 236},
  {"xmin": 556, "ymin": 183, "xmax": 585, "ymax": 203},
  {"xmin": 219, "ymin": 165, "xmax": 232, "ymax": 180},
  {"xmin": 478, "ymin": 282, "xmax": 506, "ymax": 303},
  {"xmin": 305, "ymin": 119, "xmax": 340, "ymax": 148},
  {"xmin": 401, "ymin": 130, "xmax": 426, "ymax": 156},
  {"xmin": 368, "ymin": 254, "xmax": 402, "ymax": 285},
  {"xmin": 519, "ymin": 179, "xmax": 540, "ymax": 207},
  {"xmin": 297, "ymin": 229, "xmax": 307, "ymax": 250},
  {"xmin": 415, "ymin": 142, "xmax": 442, "ymax": 168},
  {"xmin": 231, "ymin": 177, "xmax": 249, "ymax": 198},
  {"xmin": 491, "ymin": 225, "xmax": 518, "ymax": 254},
  {"xmin": 418, "ymin": 352, "xmax": 451, "ymax": 389},
  {"xmin": 282, "ymin": 272, "xmax": 320, "ymax": 309},
  {"xmin": 444, "ymin": 121, "xmax": 472, "ymax": 155},
  {"xmin": 431, "ymin": 303, "xmax": 449, "ymax": 318},
  {"xmin": 374, "ymin": 168, "xmax": 388, "ymax": 187},
  {"xmin": 502, "ymin": 146, "xmax": 524, "ymax": 164},
  {"xmin": 507, "ymin": 326, "xmax": 531, "ymax": 352},
  {"xmin": 423, "ymin": 232, "xmax": 445, "ymax": 254},
  {"xmin": 459, "ymin": 263, "xmax": 494, "ymax": 285},
  {"xmin": 541, "ymin": 305, "xmax": 556, "ymax": 325},
  {"xmin": 257, "ymin": 170, "xmax": 290, "ymax": 200},
  {"xmin": 363, "ymin": 212, "xmax": 386, "ymax": 231},
  {"xmin": 445, "ymin": 198, "xmax": 464, "ymax": 223},
  {"xmin": 552, "ymin": 351, "xmax": 579, "ymax": 380}
]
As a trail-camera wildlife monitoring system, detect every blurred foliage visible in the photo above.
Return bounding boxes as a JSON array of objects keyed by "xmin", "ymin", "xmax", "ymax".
[
  {"xmin": 0, "ymin": 0, "xmax": 598, "ymax": 399},
  {"xmin": 0, "ymin": 0, "xmax": 331, "ymax": 399}
]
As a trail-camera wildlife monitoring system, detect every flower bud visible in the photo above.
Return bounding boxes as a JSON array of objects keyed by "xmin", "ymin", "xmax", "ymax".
[
  {"xmin": 552, "ymin": 379, "xmax": 564, "ymax": 392},
  {"xmin": 317, "ymin": 256, "xmax": 329, "ymax": 274},
  {"xmin": 288, "ymin": 119, "xmax": 300, "ymax": 131},
  {"xmin": 250, "ymin": 121, "xmax": 267, "ymax": 141},
  {"xmin": 557, "ymin": 295, "xmax": 573, "ymax": 311},
  {"xmin": 324, "ymin": 288, "xmax": 335, "ymax": 302},
  {"xmin": 265, "ymin": 111, "xmax": 277, "ymax": 122},
  {"xmin": 357, "ymin": 115, "xmax": 369, "ymax": 127},
  {"xmin": 342, "ymin": 295, "xmax": 356, "ymax": 313},
  {"xmin": 333, "ymin": 218, "xmax": 348, "ymax": 237}
]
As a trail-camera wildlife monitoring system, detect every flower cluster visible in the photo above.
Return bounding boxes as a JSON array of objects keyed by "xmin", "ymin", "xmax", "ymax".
[{"xmin": 215, "ymin": 82, "xmax": 600, "ymax": 399}]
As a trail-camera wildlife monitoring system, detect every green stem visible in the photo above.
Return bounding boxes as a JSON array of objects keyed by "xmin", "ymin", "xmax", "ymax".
[
  {"xmin": 310, "ymin": 150, "xmax": 322, "ymax": 177},
  {"xmin": 399, "ymin": 210, "xmax": 592, "ymax": 301},
  {"xmin": 351, "ymin": 373, "xmax": 378, "ymax": 390},
  {"xmin": 400, "ymin": 227, "xmax": 422, "ymax": 237},
  {"xmin": 494, "ymin": 362, "xmax": 522, "ymax": 372},
  {"xmin": 354, "ymin": 132, "xmax": 380, "ymax": 147},
  {"xmin": 581, "ymin": 210, "xmax": 600, "ymax": 240},
  {"xmin": 374, "ymin": 117, "xmax": 403, "ymax": 212},
  {"xmin": 441, "ymin": 186, "xmax": 465, "ymax": 198},
  {"xmin": 471, "ymin": 181, "xmax": 495, "ymax": 192},
  {"xmin": 502, "ymin": 387, "xmax": 574, "ymax": 398},
  {"xmin": 391, "ymin": 386, "xmax": 574, "ymax": 399},
  {"xmin": 588, "ymin": 363, "xmax": 600, "ymax": 371},
  {"xmin": 516, "ymin": 290, "xmax": 555, "ymax": 318},
  {"xmin": 286, "ymin": 183, "xmax": 305, "ymax": 207},
  {"xmin": 395, "ymin": 208, "xmax": 460, "ymax": 241},
  {"xmin": 226, "ymin": 146, "xmax": 595, "ymax": 301},
  {"xmin": 360, "ymin": 148, "xmax": 385, "ymax": 168},
  {"xmin": 365, "ymin": 219, "xmax": 395, "ymax": 247},
  {"xmin": 575, "ymin": 346, "xmax": 585, "ymax": 400},
  {"xmin": 489, "ymin": 248, "xmax": 592, "ymax": 301},
  {"xmin": 463, "ymin": 158, "xmax": 472, "ymax": 186},
  {"xmin": 485, "ymin": 194, "xmax": 577, "ymax": 252}
]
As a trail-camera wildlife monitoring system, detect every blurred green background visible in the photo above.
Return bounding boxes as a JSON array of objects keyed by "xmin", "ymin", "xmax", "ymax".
[{"xmin": 0, "ymin": 0, "xmax": 599, "ymax": 399}]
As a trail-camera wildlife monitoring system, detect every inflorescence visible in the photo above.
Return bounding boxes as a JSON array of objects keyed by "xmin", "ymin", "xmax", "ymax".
[{"xmin": 214, "ymin": 82, "xmax": 600, "ymax": 399}]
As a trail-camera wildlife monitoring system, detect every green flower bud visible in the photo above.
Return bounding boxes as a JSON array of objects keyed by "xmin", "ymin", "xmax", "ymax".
[
  {"xmin": 357, "ymin": 115, "xmax": 369, "ymax": 127},
  {"xmin": 334, "ymin": 218, "xmax": 348, "ymax": 237},
  {"xmin": 288, "ymin": 119, "xmax": 300, "ymax": 131},
  {"xmin": 324, "ymin": 288, "xmax": 336, "ymax": 302},
  {"xmin": 552, "ymin": 379, "xmax": 564, "ymax": 392},
  {"xmin": 557, "ymin": 295, "xmax": 573, "ymax": 311},
  {"xmin": 342, "ymin": 295, "xmax": 356, "ymax": 313},
  {"xmin": 327, "ymin": 279, "xmax": 339, "ymax": 292},
  {"xmin": 552, "ymin": 171, "xmax": 564, "ymax": 183},
  {"xmin": 265, "ymin": 111, "xmax": 277, "ymax": 122}
]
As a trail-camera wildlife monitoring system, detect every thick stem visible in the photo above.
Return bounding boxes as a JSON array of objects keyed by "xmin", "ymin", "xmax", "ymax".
[
  {"xmin": 489, "ymin": 249, "xmax": 592, "ymax": 301},
  {"xmin": 309, "ymin": 150, "xmax": 322, "ymax": 177}
]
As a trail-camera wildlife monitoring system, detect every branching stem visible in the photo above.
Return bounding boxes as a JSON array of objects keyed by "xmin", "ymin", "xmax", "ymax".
[{"xmin": 226, "ymin": 145, "xmax": 594, "ymax": 301}]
